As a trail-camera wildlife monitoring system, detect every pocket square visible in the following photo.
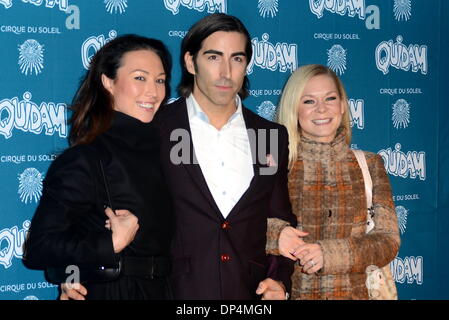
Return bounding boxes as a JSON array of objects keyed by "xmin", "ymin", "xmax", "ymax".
[{"xmin": 266, "ymin": 154, "xmax": 277, "ymax": 167}]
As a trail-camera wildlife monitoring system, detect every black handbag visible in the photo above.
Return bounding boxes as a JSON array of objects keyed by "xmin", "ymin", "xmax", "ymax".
[{"xmin": 45, "ymin": 157, "xmax": 122, "ymax": 284}]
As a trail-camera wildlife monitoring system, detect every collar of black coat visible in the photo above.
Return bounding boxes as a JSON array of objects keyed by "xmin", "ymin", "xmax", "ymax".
[{"xmin": 102, "ymin": 110, "xmax": 160, "ymax": 150}]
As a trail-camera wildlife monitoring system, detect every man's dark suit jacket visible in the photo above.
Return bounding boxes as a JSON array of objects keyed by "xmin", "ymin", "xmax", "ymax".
[{"xmin": 156, "ymin": 97, "xmax": 297, "ymax": 300}]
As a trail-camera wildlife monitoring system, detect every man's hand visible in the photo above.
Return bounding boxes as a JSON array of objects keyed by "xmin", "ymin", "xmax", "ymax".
[
  {"xmin": 279, "ymin": 226, "xmax": 309, "ymax": 260},
  {"xmin": 256, "ymin": 278, "xmax": 287, "ymax": 300},
  {"xmin": 60, "ymin": 283, "xmax": 88, "ymax": 300}
]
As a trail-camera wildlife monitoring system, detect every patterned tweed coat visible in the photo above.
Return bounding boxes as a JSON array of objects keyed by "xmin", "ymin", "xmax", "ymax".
[{"xmin": 280, "ymin": 132, "xmax": 400, "ymax": 300}]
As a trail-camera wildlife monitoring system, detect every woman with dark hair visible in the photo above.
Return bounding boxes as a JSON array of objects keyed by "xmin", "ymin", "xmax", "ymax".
[{"xmin": 24, "ymin": 34, "xmax": 174, "ymax": 300}]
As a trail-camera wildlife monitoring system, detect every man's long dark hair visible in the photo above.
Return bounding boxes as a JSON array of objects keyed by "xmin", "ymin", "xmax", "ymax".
[
  {"xmin": 177, "ymin": 13, "xmax": 252, "ymax": 99},
  {"xmin": 69, "ymin": 34, "xmax": 172, "ymax": 146}
]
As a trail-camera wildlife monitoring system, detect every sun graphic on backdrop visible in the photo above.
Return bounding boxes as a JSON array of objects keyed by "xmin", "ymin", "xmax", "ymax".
[
  {"xmin": 18, "ymin": 39, "xmax": 44, "ymax": 76},
  {"xmin": 258, "ymin": 0, "xmax": 278, "ymax": 18},
  {"xmin": 327, "ymin": 44, "xmax": 347, "ymax": 75},
  {"xmin": 394, "ymin": 0, "xmax": 411, "ymax": 21},
  {"xmin": 0, "ymin": 0, "xmax": 12, "ymax": 9},
  {"xmin": 257, "ymin": 101, "xmax": 277, "ymax": 121},
  {"xmin": 395, "ymin": 205, "xmax": 409, "ymax": 234},
  {"xmin": 104, "ymin": 0, "xmax": 127, "ymax": 14},
  {"xmin": 392, "ymin": 98, "xmax": 410, "ymax": 129},
  {"xmin": 18, "ymin": 168, "xmax": 43, "ymax": 204}
]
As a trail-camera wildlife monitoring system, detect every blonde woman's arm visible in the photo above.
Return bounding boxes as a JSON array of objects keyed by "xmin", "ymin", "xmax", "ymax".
[{"xmin": 316, "ymin": 153, "xmax": 400, "ymax": 275}]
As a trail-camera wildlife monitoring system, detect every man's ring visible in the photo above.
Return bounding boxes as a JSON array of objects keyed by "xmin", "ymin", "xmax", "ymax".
[{"xmin": 310, "ymin": 260, "xmax": 315, "ymax": 267}]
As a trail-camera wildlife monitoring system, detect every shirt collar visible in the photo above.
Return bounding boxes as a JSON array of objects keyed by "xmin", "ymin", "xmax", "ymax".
[{"xmin": 186, "ymin": 94, "xmax": 243, "ymax": 125}]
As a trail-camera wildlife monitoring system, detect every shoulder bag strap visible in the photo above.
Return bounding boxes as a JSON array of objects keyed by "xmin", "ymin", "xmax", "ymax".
[
  {"xmin": 92, "ymin": 139, "xmax": 116, "ymax": 213},
  {"xmin": 98, "ymin": 159, "xmax": 115, "ymax": 213},
  {"xmin": 352, "ymin": 149, "xmax": 372, "ymax": 208},
  {"xmin": 352, "ymin": 149, "xmax": 377, "ymax": 233}
]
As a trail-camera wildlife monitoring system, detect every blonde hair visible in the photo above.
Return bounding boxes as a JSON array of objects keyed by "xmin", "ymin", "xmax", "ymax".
[{"xmin": 277, "ymin": 64, "xmax": 351, "ymax": 169}]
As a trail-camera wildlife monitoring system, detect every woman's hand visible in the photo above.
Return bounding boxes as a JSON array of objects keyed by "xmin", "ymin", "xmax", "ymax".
[
  {"xmin": 278, "ymin": 226, "xmax": 309, "ymax": 260},
  {"xmin": 256, "ymin": 278, "xmax": 288, "ymax": 300},
  {"xmin": 294, "ymin": 243, "xmax": 324, "ymax": 274},
  {"xmin": 104, "ymin": 207, "xmax": 139, "ymax": 253}
]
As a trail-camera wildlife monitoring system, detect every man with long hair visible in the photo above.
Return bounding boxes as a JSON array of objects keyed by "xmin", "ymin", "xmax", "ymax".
[{"xmin": 157, "ymin": 13, "xmax": 296, "ymax": 299}]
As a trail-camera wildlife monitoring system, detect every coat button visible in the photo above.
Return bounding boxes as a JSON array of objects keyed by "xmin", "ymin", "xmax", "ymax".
[
  {"xmin": 220, "ymin": 254, "xmax": 230, "ymax": 262},
  {"xmin": 221, "ymin": 221, "xmax": 230, "ymax": 229}
]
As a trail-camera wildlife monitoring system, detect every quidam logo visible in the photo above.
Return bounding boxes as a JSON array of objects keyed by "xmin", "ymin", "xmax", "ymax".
[
  {"xmin": 257, "ymin": 101, "xmax": 277, "ymax": 121},
  {"xmin": 5, "ymin": 2, "xmax": 78, "ymax": 28},
  {"xmin": 391, "ymin": 256, "xmax": 423, "ymax": 285},
  {"xmin": 349, "ymin": 98, "xmax": 364, "ymax": 129},
  {"xmin": 395, "ymin": 205, "xmax": 409, "ymax": 234},
  {"xmin": 392, "ymin": 98, "xmax": 410, "ymax": 129},
  {"xmin": 309, "ymin": 0, "xmax": 380, "ymax": 29},
  {"xmin": 163, "ymin": 0, "xmax": 226, "ymax": 15},
  {"xmin": 105, "ymin": 0, "xmax": 127, "ymax": 14},
  {"xmin": 15, "ymin": 0, "xmax": 69, "ymax": 11},
  {"xmin": 310, "ymin": 0, "xmax": 365, "ymax": 19},
  {"xmin": 394, "ymin": 0, "xmax": 411, "ymax": 21},
  {"xmin": 327, "ymin": 44, "xmax": 347, "ymax": 75},
  {"xmin": 81, "ymin": 30, "xmax": 117, "ymax": 70},
  {"xmin": 376, "ymin": 35, "xmax": 428, "ymax": 75},
  {"xmin": 378, "ymin": 143, "xmax": 426, "ymax": 180},
  {"xmin": 0, "ymin": 220, "xmax": 30, "ymax": 269},
  {"xmin": 0, "ymin": 92, "xmax": 67, "ymax": 139},
  {"xmin": 258, "ymin": 0, "xmax": 278, "ymax": 18},
  {"xmin": 18, "ymin": 168, "xmax": 44, "ymax": 204},
  {"xmin": 18, "ymin": 39, "xmax": 44, "ymax": 76},
  {"xmin": 24, "ymin": 295, "xmax": 39, "ymax": 300},
  {"xmin": 0, "ymin": 0, "xmax": 12, "ymax": 8},
  {"xmin": 247, "ymin": 33, "xmax": 297, "ymax": 74}
]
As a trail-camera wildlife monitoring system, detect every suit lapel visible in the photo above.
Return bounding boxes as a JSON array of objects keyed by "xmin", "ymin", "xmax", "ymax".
[
  {"xmin": 170, "ymin": 100, "xmax": 269, "ymax": 221},
  {"xmin": 242, "ymin": 106, "xmax": 261, "ymax": 188},
  {"xmin": 226, "ymin": 107, "xmax": 264, "ymax": 220},
  {"xmin": 171, "ymin": 99, "xmax": 222, "ymax": 217}
]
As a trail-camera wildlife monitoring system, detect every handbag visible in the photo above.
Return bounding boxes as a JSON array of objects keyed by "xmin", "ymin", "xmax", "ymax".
[
  {"xmin": 45, "ymin": 157, "xmax": 122, "ymax": 284},
  {"xmin": 352, "ymin": 149, "xmax": 398, "ymax": 300}
]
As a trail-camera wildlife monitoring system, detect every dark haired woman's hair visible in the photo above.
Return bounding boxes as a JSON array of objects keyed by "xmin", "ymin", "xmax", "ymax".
[
  {"xmin": 69, "ymin": 34, "xmax": 172, "ymax": 146},
  {"xmin": 177, "ymin": 13, "xmax": 252, "ymax": 99}
]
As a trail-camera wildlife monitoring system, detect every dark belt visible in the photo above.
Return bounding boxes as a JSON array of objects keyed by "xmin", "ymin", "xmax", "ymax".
[{"xmin": 121, "ymin": 256, "xmax": 171, "ymax": 279}]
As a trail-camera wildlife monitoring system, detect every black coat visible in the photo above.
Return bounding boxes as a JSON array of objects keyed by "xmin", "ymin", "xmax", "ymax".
[
  {"xmin": 156, "ymin": 98, "xmax": 297, "ymax": 300},
  {"xmin": 24, "ymin": 111, "xmax": 174, "ymax": 299}
]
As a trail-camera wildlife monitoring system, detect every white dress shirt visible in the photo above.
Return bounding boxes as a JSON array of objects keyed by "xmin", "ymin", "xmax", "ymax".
[{"xmin": 186, "ymin": 94, "xmax": 254, "ymax": 218}]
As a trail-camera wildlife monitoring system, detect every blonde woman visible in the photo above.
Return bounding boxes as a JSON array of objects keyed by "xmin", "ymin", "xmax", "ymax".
[{"xmin": 272, "ymin": 64, "xmax": 400, "ymax": 299}]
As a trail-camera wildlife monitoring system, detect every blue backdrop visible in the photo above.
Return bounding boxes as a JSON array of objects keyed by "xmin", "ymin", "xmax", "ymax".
[{"xmin": 0, "ymin": 0, "xmax": 448, "ymax": 300}]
